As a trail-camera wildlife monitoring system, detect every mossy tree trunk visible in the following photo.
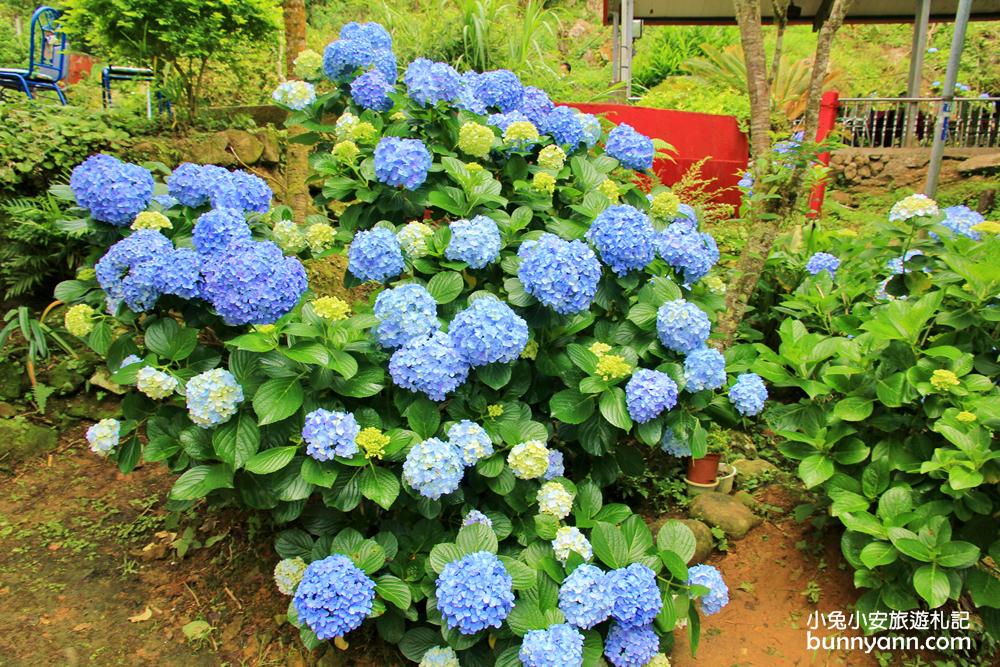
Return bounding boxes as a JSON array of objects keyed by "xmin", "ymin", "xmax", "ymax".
[{"xmin": 283, "ymin": 0, "xmax": 311, "ymax": 223}]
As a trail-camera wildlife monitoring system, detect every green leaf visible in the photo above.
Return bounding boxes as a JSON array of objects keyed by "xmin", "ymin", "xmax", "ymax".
[
  {"xmin": 599, "ymin": 387, "xmax": 632, "ymax": 431},
  {"xmin": 359, "ymin": 467, "xmax": 400, "ymax": 510},
  {"xmin": 351, "ymin": 540, "xmax": 387, "ymax": 575},
  {"xmin": 144, "ymin": 318, "xmax": 198, "ymax": 361},
  {"xmin": 859, "ymin": 541, "xmax": 898, "ymax": 569},
  {"xmin": 405, "ymin": 398, "xmax": 440, "ymax": 439},
  {"xmin": 399, "ymin": 627, "xmax": 440, "ymax": 662},
  {"xmin": 876, "ymin": 486, "xmax": 913, "ymax": 520},
  {"xmin": 429, "ymin": 543, "xmax": 463, "ymax": 574},
  {"xmin": 574, "ymin": 481, "xmax": 603, "ymax": 522},
  {"xmin": 499, "ymin": 556, "xmax": 537, "ymax": 590},
  {"xmin": 550, "ymin": 389, "xmax": 595, "ymax": 425},
  {"xmin": 169, "ymin": 464, "xmax": 234, "ymax": 500},
  {"xmin": 275, "ymin": 528, "xmax": 314, "ymax": 559},
  {"xmin": 212, "ymin": 412, "xmax": 260, "ymax": 469},
  {"xmin": 426, "ymin": 271, "xmax": 464, "ymax": 304},
  {"xmin": 300, "ymin": 458, "xmax": 338, "ymax": 488},
  {"xmin": 244, "ymin": 446, "xmax": 298, "ymax": 475},
  {"xmin": 592, "ymin": 522, "xmax": 628, "ymax": 569},
  {"xmin": 967, "ymin": 569, "xmax": 1000, "ymax": 608},
  {"xmin": 252, "ymin": 377, "xmax": 304, "ymax": 425},
  {"xmin": 798, "ymin": 454, "xmax": 835, "ymax": 488},
  {"xmin": 375, "ymin": 575, "xmax": 411, "ymax": 610},
  {"xmin": 833, "ymin": 397, "xmax": 874, "ymax": 422},
  {"xmin": 913, "ymin": 564, "xmax": 950, "ymax": 608},
  {"xmin": 506, "ymin": 598, "xmax": 549, "ymax": 636},
  {"xmin": 936, "ymin": 541, "xmax": 979, "ymax": 568},
  {"xmin": 457, "ymin": 522, "xmax": 499, "ymax": 555},
  {"xmin": 657, "ymin": 520, "xmax": 697, "ymax": 564}
]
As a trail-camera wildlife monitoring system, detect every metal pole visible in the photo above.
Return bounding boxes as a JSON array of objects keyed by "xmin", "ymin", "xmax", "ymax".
[
  {"xmin": 611, "ymin": 10, "xmax": 620, "ymax": 85},
  {"xmin": 904, "ymin": 0, "xmax": 930, "ymax": 147},
  {"xmin": 925, "ymin": 0, "xmax": 972, "ymax": 196},
  {"xmin": 621, "ymin": 0, "xmax": 634, "ymax": 100}
]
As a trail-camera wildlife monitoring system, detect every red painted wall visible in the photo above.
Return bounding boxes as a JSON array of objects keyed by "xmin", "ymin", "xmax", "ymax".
[{"xmin": 567, "ymin": 103, "xmax": 748, "ymax": 208}]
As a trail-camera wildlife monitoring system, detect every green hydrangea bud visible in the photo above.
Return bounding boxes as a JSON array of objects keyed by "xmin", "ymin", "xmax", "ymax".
[
  {"xmin": 332, "ymin": 140, "xmax": 360, "ymax": 164},
  {"xmin": 293, "ymin": 50, "xmax": 324, "ymax": 81},
  {"xmin": 650, "ymin": 191, "xmax": 681, "ymax": 220},
  {"xmin": 532, "ymin": 171, "xmax": 556, "ymax": 194},
  {"xmin": 305, "ymin": 223, "xmax": 335, "ymax": 253},
  {"xmin": 598, "ymin": 178, "xmax": 619, "ymax": 202},
  {"xmin": 537, "ymin": 145, "xmax": 566, "ymax": 171},
  {"xmin": 458, "ymin": 122, "xmax": 495, "ymax": 159},
  {"xmin": 272, "ymin": 220, "xmax": 306, "ymax": 253}
]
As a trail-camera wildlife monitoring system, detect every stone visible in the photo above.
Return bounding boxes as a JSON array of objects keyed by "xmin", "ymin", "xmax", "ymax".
[
  {"xmin": 88, "ymin": 369, "xmax": 127, "ymax": 395},
  {"xmin": 957, "ymin": 152, "xmax": 1000, "ymax": 175},
  {"xmin": 185, "ymin": 132, "xmax": 236, "ymax": 166},
  {"xmin": 0, "ymin": 416, "xmax": 58, "ymax": 460},
  {"xmin": 258, "ymin": 127, "xmax": 282, "ymax": 164},
  {"xmin": 727, "ymin": 431, "xmax": 757, "ymax": 459},
  {"xmin": 62, "ymin": 393, "xmax": 122, "ymax": 421},
  {"xmin": 41, "ymin": 358, "xmax": 91, "ymax": 396},
  {"xmin": 679, "ymin": 519, "xmax": 714, "ymax": 564},
  {"xmin": 0, "ymin": 358, "xmax": 26, "ymax": 400},
  {"xmin": 829, "ymin": 190, "xmax": 854, "ymax": 206},
  {"xmin": 732, "ymin": 458, "xmax": 780, "ymax": 482},
  {"xmin": 0, "ymin": 401, "xmax": 17, "ymax": 418},
  {"xmin": 688, "ymin": 491, "xmax": 761, "ymax": 539},
  {"xmin": 226, "ymin": 129, "xmax": 264, "ymax": 165}
]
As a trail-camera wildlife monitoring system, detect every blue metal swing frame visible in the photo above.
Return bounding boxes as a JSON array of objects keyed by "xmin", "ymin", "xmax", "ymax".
[{"xmin": 0, "ymin": 6, "xmax": 68, "ymax": 104}]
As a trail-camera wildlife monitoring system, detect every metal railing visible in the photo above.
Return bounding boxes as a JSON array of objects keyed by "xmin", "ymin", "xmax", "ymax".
[{"xmin": 837, "ymin": 96, "xmax": 1000, "ymax": 149}]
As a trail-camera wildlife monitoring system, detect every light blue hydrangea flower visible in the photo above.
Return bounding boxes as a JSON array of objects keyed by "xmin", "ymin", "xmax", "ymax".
[
  {"xmin": 675, "ymin": 203, "xmax": 698, "ymax": 224},
  {"xmin": 625, "ymin": 369, "xmax": 679, "ymax": 423},
  {"xmin": 474, "ymin": 70, "xmax": 524, "ymax": 112},
  {"xmin": 486, "ymin": 110, "xmax": 530, "ymax": 133},
  {"xmin": 605, "ymin": 123, "xmax": 654, "ymax": 171},
  {"xmin": 86, "ymin": 418, "xmax": 120, "ymax": 456},
  {"xmin": 607, "ymin": 563, "xmax": 662, "ymax": 627},
  {"xmin": 936, "ymin": 205, "xmax": 983, "ymax": 240},
  {"xmin": 559, "ymin": 564, "xmax": 612, "ymax": 629},
  {"xmin": 339, "ymin": 21, "xmax": 393, "ymax": 50},
  {"xmin": 350, "ymin": 70, "xmax": 394, "ymax": 111},
  {"xmin": 518, "ymin": 233, "xmax": 602, "ymax": 315},
  {"xmin": 302, "ymin": 409, "xmax": 360, "ymax": 460},
  {"xmin": 656, "ymin": 220, "xmax": 719, "ymax": 284},
  {"xmin": 389, "ymin": 331, "xmax": 470, "ymax": 401},
  {"xmin": 436, "ymin": 551, "xmax": 515, "ymax": 634},
  {"xmin": 604, "ymin": 623, "xmax": 660, "ymax": 667},
  {"xmin": 657, "ymin": 299, "xmax": 711, "ymax": 354},
  {"xmin": 272, "ymin": 80, "xmax": 317, "ymax": 110},
  {"xmin": 552, "ymin": 526, "xmax": 593, "ymax": 563},
  {"xmin": 683, "ymin": 347, "xmax": 727, "ymax": 393},
  {"xmin": 660, "ymin": 427, "xmax": 690, "ymax": 457},
  {"xmin": 447, "ymin": 420, "xmax": 494, "ymax": 467},
  {"xmin": 167, "ymin": 163, "xmax": 229, "ymax": 208},
  {"xmin": 519, "ymin": 624, "xmax": 585, "ymax": 667},
  {"xmin": 404, "ymin": 58, "xmax": 461, "ymax": 106},
  {"xmin": 153, "ymin": 247, "xmax": 202, "ymax": 300},
  {"xmin": 192, "ymin": 208, "xmax": 251, "ymax": 257},
  {"xmin": 402, "ymin": 437, "xmax": 463, "ymax": 499},
  {"xmin": 374, "ymin": 283, "xmax": 440, "ymax": 349},
  {"xmin": 323, "ymin": 24, "xmax": 395, "ymax": 83},
  {"xmin": 70, "ymin": 154, "xmax": 154, "ymax": 226},
  {"xmin": 201, "ymin": 241, "xmax": 307, "ymax": 325},
  {"xmin": 729, "ymin": 373, "xmax": 767, "ymax": 416},
  {"xmin": 95, "ymin": 230, "xmax": 173, "ymax": 308},
  {"xmin": 119, "ymin": 259, "xmax": 162, "ymax": 312},
  {"xmin": 887, "ymin": 249, "xmax": 925, "ymax": 275},
  {"xmin": 543, "ymin": 449, "xmax": 565, "ymax": 480},
  {"xmin": 586, "ymin": 205, "xmax": 657, "ymax": 275},
  {"xmin": 541, "ymin": 106, "xmax": 585, "ymax": 147},
  {"xmin": 445, "ymin": 215, "xmax": 502, "ymax": 269},
  {"xmin": 185, "ymin": 368, "xmax": 244, "ymax": 428},
  {"xmin": 516, "ymin": 86, "xmax": 554, "ymax": 125},
  {"xmin": 153, "ymin": 194, "xmax": 178, "ymax": 209},
  {"xmin": 688, "ymin": 563, "xmax": 730, "ymax": 616},
  {"xmin": 348, "ymin": 228, "xmax": 405, "ymax": 283},
  {"xmin": 419, "ymin": 647, "xmax": 460, "ymax": 667},
  {"xmin": 449, "ymin": 296, "xmax": 528, "ymax": 366},
  {"xmin": 374, "ymin": 137, "xmax": 432, "ymax": 190},
  {"xmin": 578, "ymin": 113, "xmax": 602, "ymax": 148},
  {"xmin": 462, "ymin": 509, "xmax": 493, "ymax": 528},
  {"xmin": 293, "ymin": 554, "xmax": 375, "ymax": 640},
  {"xmin": 456, "ymin": 71, "xmax": 486, "ymax": 114},
  {"xmin": 209, "ymin": 170, "xmax": 273, "ymax": 214},
  {"xmin": 273, "ymin": 557, "xmax": 307, "ymax": 595},
  {"xmin": 805, "ymin": 252, "xmax": 840, "ymax": 279},
  {"xmin": 119, "ymin": 355, "xmax": 143, "ymax": 369},
  {"xmin": 136, "ymin": 366, "xmax": 178, "ymax": 399}
]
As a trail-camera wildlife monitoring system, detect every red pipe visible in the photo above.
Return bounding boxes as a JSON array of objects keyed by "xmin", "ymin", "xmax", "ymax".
[{"xmin": 808, "ymin": 90, "xmax": 840, "ymax": 217}]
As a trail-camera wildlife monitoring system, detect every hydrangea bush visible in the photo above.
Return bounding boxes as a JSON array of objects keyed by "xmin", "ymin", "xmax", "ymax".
[{"xmin": 51, "ymin": 21, "xmax": 758, "ymax": 665}]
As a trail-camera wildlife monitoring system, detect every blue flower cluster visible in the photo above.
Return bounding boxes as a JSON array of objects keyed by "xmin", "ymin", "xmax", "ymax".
[
  {"xmin": 192, "ymin": 208, "xmax": 251, "ymax": 257},
  {"xmin": 185, "ymin": 368, "xmax": 244, "ymax": 428},
  {"xmin": 729, "ymin": 373, "xmax": 767, "ymax": 416},
  {"xmin": 604, "ymin": 623, "xmax": 660, "ymax": 667},
  {"xmin": 404, "ymin": 58, "xmax": 461, "ymax": 106},
  {"xmin": 449, "ymin": 296, "xmax": 528, "ymax": 366},
  {"xmin": 658, "ymin": 428, "xmax": 688, "ymax": 457},
  {"xmin": 605, "ymin": 123, "xmax": 654, "ymax": 171},
  {"xmin": 402, "ymin": 437, "xmax": 464, "ymax": 498},
  {"xmin": 937, "ymin": 205, "xmax": 984, "ymax": 240},
  {"xmin": 517, "ymin": 86, "xmax": 554, "ymax": 125},
  {"xmin": 201, "ymin": 240, "xmax": 307, "ymax": 325},
  {"xmin": 348, "ymin": 228, "xmax": 405, "ymax": 282},
  {"xmin": 324, "ymin": 21, "xmax": 396, "ymax": 83},
  {"xmin": 445, "ymin": 216, "xmax": 502, "ymax": 269},
  {"xmin": 558, "ymin": 564, "xmax": 612, "ymax": 629},
  {"xmin": 462, "ymin": 509, "xmax": 492, "ymax": 528},
  {"xmin": 579, "ymin": 113, "xmax": 602, "ymax": 148},
  {"xmin": 625, "ymin": 369, "xmax": 678, "ymax": 423},
  {"xmin": 272, "ymin": 80, "xmax": 317, "ymax": 110},
  {"xmin": 447, "ymin": 420, "xmax": 494, "ymax": 466},
  {"xmin": 373, "ymin": 283, "xmax": 440, "ymax": 348},
  {"xmin": 389, "ymin": 331, "xmax": 470, "ymax": 400},
  {"xmin": 684, "ymin": 347, "xmax": 727, "ymax": 393},
  {"xmin": 475, "ymin": 70, "xmax": 523, "ymax": 112},
  {"xmin": 435, "ymin": 551, "xmax": 515, "ymax": 634},
  {"xmin": 805, "ymin": 252, "xmax": 840, "ymax": 279},
  {"xmin": 656, "ymin": 220, "xmax": 719, "ymax": 284},
  {"xmin": 585, "ymin": 205, "xmax": 657, "ymax": 276},
  {"xmin": 486, "ymin": 110, "xmax": 530, "ymax": 133},
  {"xmin": 519, "ymin": 624, "xmax": 585, "ymax": 667},
  {"xmin": 541, "ymin": 106, "xmax": 584, "ymax": 147},
  {"xmin": 607, "ymin": 563, "xmax": 662, "ymax": 627},
  {"xmin": 156, "ymin": 247, "xmax": 203, "ymax": 300},
  {"xmin": 292, "ymin": 554, "xmax": 376, "ymax": 640},
  {"xmin": 373, "ymin": 137, "xmax": 432, "ymax": 190},
  {"xmin": 656, "ymin": 299, "xmax": 711, "ymax": 354},
  {"xmin": 350, "ymin": 70, "xmax": 394, "ymax": 111},
  {"xmin": 544, "ymin": 450, "xmax": 565, "ymax": 480},
  {"xmin": 167, "ymin": 162, "xmax": 228, "ymax": 207},
  {"xmin": 688, "ymin": 564, "xmax": 730, "ymax": 616},
  {"xmin": 302, "ymin": 409, "xmax": 360, "ymax": 460},
  {"xmin": 456, "ymin": 72, "xmax": 486, "ymax": 114},
  {"xmin": 95, "ymin": 230, "xmax": 173, "ymax": 312},
  {"xmin": 887, "ymin": 249, "xmax": 924, "ymax": 275},
  {"xmin": 209, "ymin": 170, "xmax": 273, "ymax": 213},
  {"xmin": 518, "ymin": 233, "xmax": 602, "ymax": 314},
  {"xmin": 70, "ymin": 154, "xmax": 154, "ymax": 226},
  {"xmin": 737, "ymin": 171, "xmax": 754, "ymax": 197}
]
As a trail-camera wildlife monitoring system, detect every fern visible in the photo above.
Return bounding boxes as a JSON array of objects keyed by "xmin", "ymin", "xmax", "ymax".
[{"xmin": 0, "ymin": 192, "xmax": 86, "ymax": 299}]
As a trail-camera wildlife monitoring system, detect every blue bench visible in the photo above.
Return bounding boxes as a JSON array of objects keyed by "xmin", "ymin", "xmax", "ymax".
[{"xmin": 0, "ymin": 6, "xmax": 67, "ymax": 104}]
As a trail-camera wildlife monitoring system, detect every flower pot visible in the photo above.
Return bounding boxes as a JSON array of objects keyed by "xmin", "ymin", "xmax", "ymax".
[
  {"xmin": 687, "ymin": 453, "xmax": 721, "ymax": 484},
  {"xmin": 684, "ymin": 476, "xmax": 720, "ymax": 497},
  {"xmin": 716, "ymin": 463, "xmax": 737, "ymax": 494}
]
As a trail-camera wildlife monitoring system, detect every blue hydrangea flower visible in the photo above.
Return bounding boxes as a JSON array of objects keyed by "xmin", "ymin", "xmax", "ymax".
[
  {"xmin": 455, "ymin": 72, "xmax": 486, "ymax": 114},
  {"xmin": 154, "ymin": 248, "xmax": 202, "ymax": 299},
  {"xmin": 519, "ymin": 624, "xmax": 585, "ymax": 667},
  {"xmin": 558, "ymin": 564, "xmax": 612, "ymax": 630},
  {"xmin": 729, "ymin": 373, "xmax": 767, "ymax": 416},
  {"xmin": 201, "ymin": 240, "xmax": 306, "ymax": 325},
  {"xmin": 119, "ymin": 354, "xmax": 143, "ymax": 370},
  {"xmin": 302, "ymin": 409, "xmax": 360, "ymax": 460},
  {"xmin": 541, "ymin": 106, "xmax": 585, "ymax": 147},
  {"xmin": 95, "ymin": 230, "xmax": 173, "ymax": 307},
  {"xmin": 805, "ymin": 252, "xmax": 840, "ymax": 279},
  {"xmin": 445, "ymin": 215, "xmax": 502, "ymax": 269},
  {"xmin": 449, "ymin": 296, "xmax": 528, "ymax": 366},
  {"xmin": 474, "ymin": 70, "xmax": 523, "ymax": 112},
  {"xmin": 586, "ymin": 205, "xmax": 657, "ymax": 275},
  {"xmin": 404, "ymin": 58, "xmax": 461, "ymax": 106},
  {"xmin": 516, "ymin": 86, "xmax": 554, "ymax": 125},
  {"xmin": 185, "ymin": 368, "xmax": 244, "ymax": 428},
  {"xmin": 119, "ymin": 259, "xmax": 162, "ymax": 312},
  {"xmin": 543, "ymin": 450, "xmax": 565, "ymax": 480},
  {"xmin": 209, "ymin": 170, "xmax": 273, "ymax": 214},
  {"xmin": 403, "ymin": 437, "xmax": 463, "ymax": 498},
  {"xmin": 193, "ymin": 208, "xmax": 251, "ymax": 257},
  {"xmin": 625, "ymin": 369, "xmax": 678, "ymax": 423},
  {"xmin": 272, "ymin": 80, "xmax": 317, "ymax": 110},
  {"xmin": 676, "ymin": 203, "xmax": 698, "ymax": 224},
  {"xmin": 656, "ymin": 221, "xmax": 719, "ymax": 283},
  {"xmin": 737, "ymin": 171, "xmax": 754, "ymax": 197},
  {"xmin": 518, "ymin": 233, "xmax": 602, "ymax": 315},
  {"xmin": 660, "ymin": 427, "xmax": 690, "ymax": 457},
  {"xmin": 339, "ymin": 21, "xmax": 392, "ymax": 49},
  {"xmin": 153, "ymin": 194, "xmax": 178, "ymax": 209},
  {"xmin": 604, "ymin": 623, "xmax": 660, "ymax": 667},
  {"xmin": 293, "ymin": 554, "xmax": 376, "ymax": 640},
  {"xmin": 447, "ymin": 420, "xmax": 494, "ymax": 467},
  {"xmin": 348, "ymin": 228, "xmax": 405, "ymax": 283},
  {"xmin": 462, "ymin": 509, "xmax": 493, "ymax": 528},
  {"xmin": 657, "ymin": 299, "xmax": 711, "ymax": 354},
  {"xmin": 436, "ymin": 551, "xmax": 514, "ymax": 634},
  {"xmin": 374, "ymin": 283, "xmax": 440, "ymax": 348},
  {"xmin": 887, "ymin": 249, "xmax": 925, "ymax": 275},
  {"xmin": 486, "ymin": 110, "xmax": 530, "ymax": 133},
  {"xmin": 605, "ymin": 123, "xmax": 654, "ymax": 171},
  {"xmin": 683, "ymin": 347, "xmax": 727, "ymax": 393},
  {"xmin": 578, "ymin": 113, "xmax": 602, "ymax": 148},
  {"xmin": 350, "ymin": 70, "xmax": 394, "ymax": 111},
  {"xmin": 323, "ymin": 28, "xmax": 395, "ymax": 83},
  {"xmin": 688, "ymin": 564, "xmax": 730, "ymax": 616},
  {"xmin": 389, "ymin": 331, "xmax": 470, "ymax": 401},
  {"xmin": 86, "ymin": 418, "xmax": 120, "ymax": 456},
  {"xmin": 167, "ymin": 162, "xmax": 227, "ymax": 208},
  {"xmin": 607, "ymin": 563, "xmax": 662, "ymax": 627},
  {"xmin": 70, "ymin": 154, "xmax": 154, "ymax": 226},
  {"xmin": 936, "ymin": 205, "xmax": 984, "ymax": 240},
  {"xmin": 374, "ymin": 137, "xmax": 432, "ymax": 190}
]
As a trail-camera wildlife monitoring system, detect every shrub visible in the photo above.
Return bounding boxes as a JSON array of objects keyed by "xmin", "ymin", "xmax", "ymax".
[{"xmin": 54, "ymin": 22, "xmax": 767, "ymax": 664}]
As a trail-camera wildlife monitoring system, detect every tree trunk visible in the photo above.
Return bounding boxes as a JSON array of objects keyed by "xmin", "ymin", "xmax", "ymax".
[
  {"xmin": 768, "ymin": 0, "xmax": 789, "ymax": 90},
  {"xmin": 733, "ymin": 0, "xmax": 772, "ymax": 157},
  {"xmin": 283, "ymin": 0, "xmax": 311, "ymax": 223}
]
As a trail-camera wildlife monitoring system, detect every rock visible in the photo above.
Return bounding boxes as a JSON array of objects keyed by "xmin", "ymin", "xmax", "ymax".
[
  {"xmin": 829, "ymin": 190, "xmax": 854, "ymax": 206},
  {"xmin": 60, "ymin": 392, "xmax": 122, "ymax": 421},
  {"xmin": 958, "ymin": 152, "xmax": 1000, "ymax": 175},
  {"xmin": 688, "ymin": 492, "xmax": 761, "ymax": 539},
  {"xmin": 41, "ymin": 358, "xmax": 91, "ymax": 396},
  {"xmin": 88, "ymin": 369, "xmax": 127, "ymax": 395},
  {"xmin": 0, "ymin": 416, "xmax": 58, "ymax": 460},
  {"xmin": 0, "ymin": 358, "xmax": 27, "ymax": 400},
  {"xmin": 679, "ymin": 519, "xmax": 714, "ymax": 563},
  {"xmin": 732, "ymin": 458, "xmax": 780, "ymax": 482},
  {"xmin": 226, "ymin": 129, "xmax": 264, "ymax": 165},
  {"xmin": 258, "ymin": 127, "xmax": 282, "ymax": 164},
  {"xmin": 185, "ymin": 132, "xmax": 235, "ymax": 166},
  {"xmin": 0, "ymin": 402, "xmax": 17, "ymax": 418},
  {"xmin": 727, "ymin": 431, "xmax": 757, "ymax": 459}
]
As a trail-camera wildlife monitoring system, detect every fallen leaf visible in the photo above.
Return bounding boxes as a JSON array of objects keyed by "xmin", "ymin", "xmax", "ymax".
[
  {"xmin": 73, "ymin": 623, "xmax": 92, "ymax": 632},
  {"xmin": 182, "ymin": 620, "xmax": 212, "ymax": 641},
  {"xmin": 334, "ymin": 637, "xmax": 348, "ymax": 650},
  {"xmin": 128, "ymin": 607, "xmax": 153, "ymax": 623}
]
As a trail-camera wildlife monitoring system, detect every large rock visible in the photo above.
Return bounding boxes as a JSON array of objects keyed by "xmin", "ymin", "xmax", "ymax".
[
  {"xmin": 226, "ymin": 129, "xmax": 264, "ymax": 165},
  {"xmin": 185, "ymin": 132, "xmax": 236, "ymax": 166},
  {"xmin": 688, "ymin": 492, "xmax": 761, "ymax": 539},
  {"xmin": 0, "ymin": 417, "xmax": 58, "ymax": 461},
  {"xmin": 61, "ymin": 393, "xmax": 122, "ymax": 421},
  {"xmin": 0, "ymin": 358, "xmax": 26, "ymax": 400},
  {"xmin": 731, "ymin": 458, "xmax": 780, "ymax": 482},
  {"xmin": 41, "ymin": 357, "xmax": 91, "ymax": 395},
  {"xmin": 958, "ymin": 152, "xmax": 1000, "ymax": 175},
  {"xmin": 679, "ymin": 519, "xmax": 714, "ymax": 564},
  {"xmin": 258, "ymin": 126, "xmax": 282, "ymax": 164}
]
